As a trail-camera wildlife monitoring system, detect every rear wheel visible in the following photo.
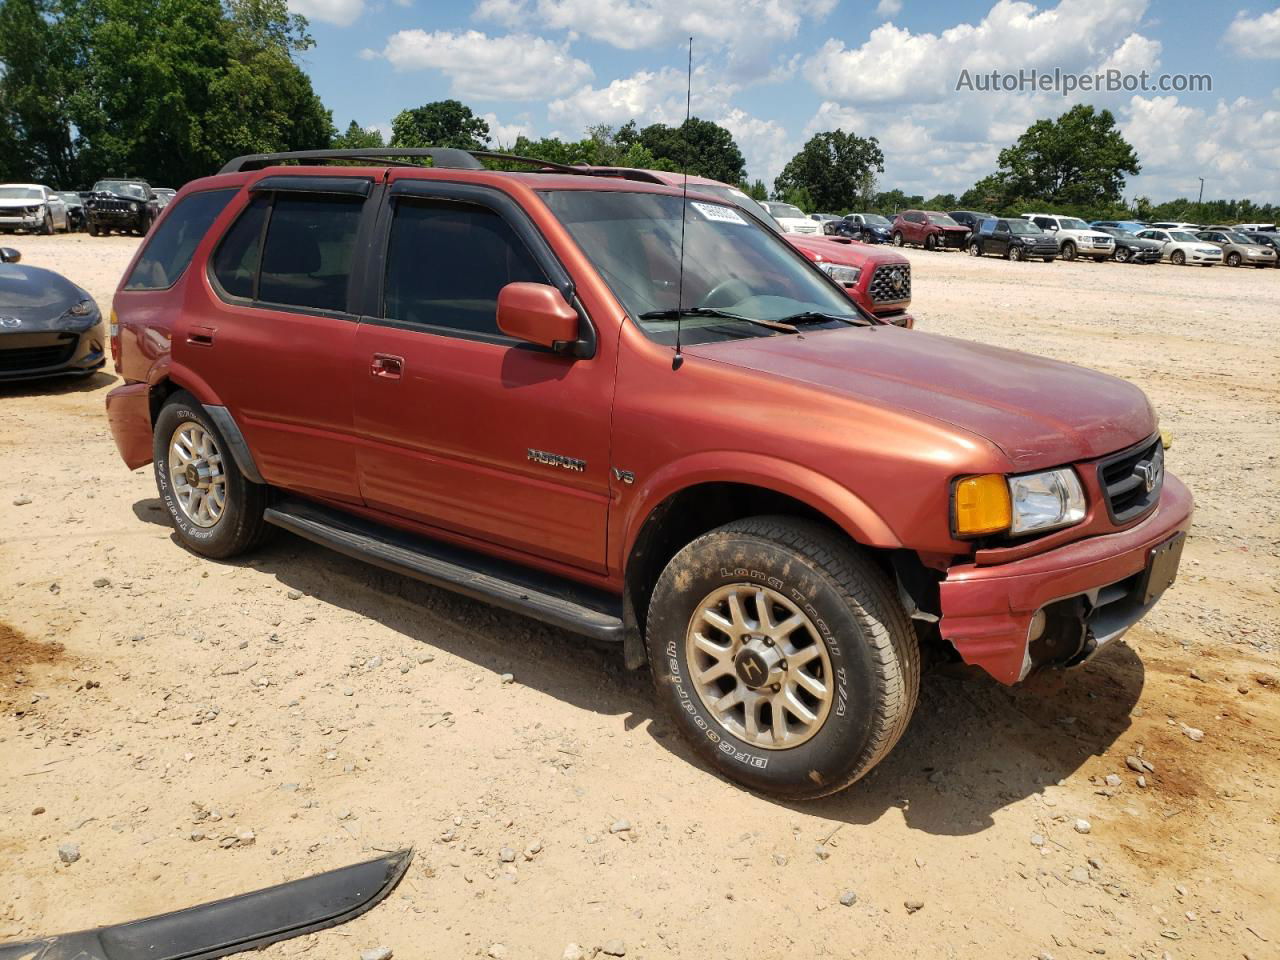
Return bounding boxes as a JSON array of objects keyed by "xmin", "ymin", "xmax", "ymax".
[
  {"xmin": 153, "ymin": 392, "xmax": 269, "ymax": 559},
  {"xmin": 1061, "ymin": 241, "xmax": 1077, "ymax": 261},
  {"xmin": 645, "ymin": 517, "xmax": 920, "ymax": 798},
  {"xmin": 1171, "ymin": 250, "xmax": 1186, "ymax": 266}
]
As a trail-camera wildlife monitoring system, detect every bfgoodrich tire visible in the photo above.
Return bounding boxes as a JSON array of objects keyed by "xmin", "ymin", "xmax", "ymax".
[
  {"xmin": 153, "ymin": 392, "xmax": 269, "ymax": 559},
  {"xmin": 645, "ymin": 516, "xmax": 920, "ymax": 798}
]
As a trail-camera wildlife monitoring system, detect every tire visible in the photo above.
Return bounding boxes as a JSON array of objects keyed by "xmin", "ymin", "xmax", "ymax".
[
  {"xmin": 1171, "ymin": 250, "xmax": 1186, "ymax": 266},
  {"xmin": 1042, "ymin": 257, "xmax": 1055, "ymax": 263},
  {"xmin": 1226, "ymin": 252, "xmax": 1241, "ymax": 267},
  {"xmin": 153, "ymin": 392, "xmax": 270, "ymax": 559},
  {"xmin": 968, "ymin": 242, "xmax": 981, "ymax": 257},
  {"xmin": 924, "ymin": 234, "xmax": 937, "ymax": 251},
  {"xmin": 645, "ymin": 516, "xmax": 920, "ymax": 799},
  {"xmin": 1061, "ymin": 241, "xmax": 1077, "ymax": 261},
  {"xmin": 892, "ymin": 231, "xmax": 904, "ymax": 247},
  {"xmin": 1114, "ymin": 246, "xmax": 1131, "ymax": 263},
  {"xmin": 41, "ymin": 212, "xmax": 54, "ymax": 236},
  {"xmin": 1007, "ymin": 245, "xmax": 1024, "ymax": 262}
]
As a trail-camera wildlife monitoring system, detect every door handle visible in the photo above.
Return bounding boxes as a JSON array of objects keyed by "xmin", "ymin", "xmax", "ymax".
[
  {"xmin": 371, "ymin": 354, "xmax": 403, "ymax": 379},
  {"xmin": 187, "ymin": 325, "xmax": 215, "ymax": 346}
]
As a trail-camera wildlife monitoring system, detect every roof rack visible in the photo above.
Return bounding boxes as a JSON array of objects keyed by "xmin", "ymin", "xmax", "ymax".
[{"xmin": 219, "ymin": 148, "xmax": 607, "ymax": 176}]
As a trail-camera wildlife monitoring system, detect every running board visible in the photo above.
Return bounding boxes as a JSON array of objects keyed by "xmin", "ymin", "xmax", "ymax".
[{"xmin": 264, "ymin": 498, "xmax": 624, "ymax": 643}]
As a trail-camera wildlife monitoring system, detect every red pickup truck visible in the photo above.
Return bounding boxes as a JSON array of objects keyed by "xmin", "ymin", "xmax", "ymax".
[{"xmin": 105, "ymin": 148, "xmax": 1191, "ymax": 798}]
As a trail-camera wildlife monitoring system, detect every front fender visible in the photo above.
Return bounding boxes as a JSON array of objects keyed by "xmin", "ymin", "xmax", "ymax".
[{"xmin": 618, "ymin": 450, "xmax": 902, "ymax": 568}]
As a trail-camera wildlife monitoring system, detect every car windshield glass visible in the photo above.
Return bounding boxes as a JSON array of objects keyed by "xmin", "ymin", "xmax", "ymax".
[
  {"xmin": 1224, "ymin": 232, "xmax": 1253, "ymax": 244},
  {"xmin": 1060, "ymin": 218, "xmax": 1089, "ymax": 230},
  {"xmin": 0, "ymin": 187, "xmax": 42, "ymax": 200},
  {"xmin": 768, "ymin": 203, "xmax": 805, "ymax": 219},
  {"xmin": 1170, "ymin": 231, "xmax": 1198, "ymax": 242},
  {"xmin": 861, "ymin": 214, "xmax": 890, "ymax": 226},
  {"xmin": 927, "ymin": 213, "xmax": 958, "ymax": 226},
  {"xmin": 691, "ymin": 183, "xmax": 782, "ymax": 232},
  {"xmin": 1007, "ymin": 220, "xmax": 1039, "ymax": 234},
  {"xmin": 94, "ymin": 181, "xmax": 147, "ymax": 199},
  {"xmin": 540, "ymin": 189, "xmax": 859, "ymax": 345},
  {"xmin": 57, "ymin": 192, "xmax": 80, "ymax": 203}
]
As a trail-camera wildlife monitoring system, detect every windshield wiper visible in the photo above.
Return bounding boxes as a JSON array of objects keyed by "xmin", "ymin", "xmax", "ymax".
[
  {"xmin": 774, "ymin": 311, "xmax": 869, "ymax": 327},
  {"xmin": 639, "ymin": 306, "xmax": 798, "ymax": 334}
]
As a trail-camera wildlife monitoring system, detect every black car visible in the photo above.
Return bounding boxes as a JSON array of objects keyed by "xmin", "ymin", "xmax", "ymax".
[
  {"xmin": 967, "ymin": 218, "xmax": 1058, "ymax": 261},
  {"xmin": 1092, "ymin": 225, "xmax": 1162, "ymax": 264},
  {"xmin": 0, "ymin": 247, "xmax": 106, "ymax": 381},
  {"xmin": 1241, "ymin": 231, "xmax": 1280, "ymax": 265},
  {"xmin": 85, "ymin": 179, "xmax": 161, "ymax": 236},
  {"xmin": 949, "ymin": 210, "xmax": 994, "ymax": 240},
  {"xmin": 831, "ymin": 213, "xmax": 894, "ymax": 243},
  {"xmin": 56, "ymin": 192, "xmax": 87, "ymax": 232}
]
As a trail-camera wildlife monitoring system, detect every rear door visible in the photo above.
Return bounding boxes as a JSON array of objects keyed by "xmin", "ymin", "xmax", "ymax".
[
  {"xmin": 990, "ymin": 220, "xmax": 1010, "ymax": 256},
  {"xmin": 350, "ymin": 177, "xmax": 613, "ymax": 573},
  {"xmin": 174, "ymin": 175, "xmax": 378, "ymax": 503}
]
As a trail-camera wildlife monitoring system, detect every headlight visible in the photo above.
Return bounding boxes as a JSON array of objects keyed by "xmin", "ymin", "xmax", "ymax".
[
  {"xmin": 130, "ymin": 201, "xmax": 139, "ymax": 210},
  {"xmin": 953, "ymin": 468, "xmax": 1086, "ymax": 537},
  {"xmin": 68, "ymin": 299, "xmax": 93, "ymax": 317},
  {"xmin": 817, "ymin": 262, "xmax": 861, "ymax": 286}
]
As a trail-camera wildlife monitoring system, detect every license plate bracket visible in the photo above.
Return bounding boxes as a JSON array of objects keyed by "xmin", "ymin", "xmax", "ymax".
[{"xmin": 1141, "ymin": 532, "xmax": 1185, "ymax": 605}]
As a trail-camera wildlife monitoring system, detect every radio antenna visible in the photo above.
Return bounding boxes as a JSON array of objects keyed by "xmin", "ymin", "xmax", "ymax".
[{"xmin": 672, "ymin": 35, "xmax": 693, "ymax": 371}]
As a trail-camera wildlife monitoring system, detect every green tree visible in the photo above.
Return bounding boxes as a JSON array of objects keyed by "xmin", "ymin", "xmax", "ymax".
[
  {"xmin": 925, "ymin": 193, "xmax": 958, "ymax": 210},
  {"xmin": 637, "ymin": 117, "xmax": 745, "ymax": 184},
  {"xmin": 0, "ymin": 0, "xmax": 80, "ymax": 184},
  {"xmin": 995, "ymin": 104, "xmax": 1139, "ymax": 207},
  {"xmin": 390, "ymin": 100, "xmax": 490, "ymax": 150},
  {"xmin": 870, "ymin": 189, "xmax": 922, "ymax": 214},
  {"xmin": 333, "ymin": 121, "xmax": 385, "ymax": 150},
  {"xmin": 957, "ymin": 175, "xmax": 1008, "ymax": 211},
  {"xmin": 773, "ymin": 130, "xmax": 884, "ymax": 211},
  {"xmin": 742, "ymin": 179, "xmax": 768, "ymax": 202}
]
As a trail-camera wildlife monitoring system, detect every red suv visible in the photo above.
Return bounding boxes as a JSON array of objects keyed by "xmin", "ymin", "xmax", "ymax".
[
  {"xmin": 105, "ymin": 148, "xmax": 1192, "ymax": 798},
  {"xmin": 891, "ymin": 210, "xmax": 970, "ymax": 251}
]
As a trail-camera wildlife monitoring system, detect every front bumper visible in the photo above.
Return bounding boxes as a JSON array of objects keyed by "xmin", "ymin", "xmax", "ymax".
[
  {"xmin": 1184, "ymin": 250, "xmax": 1222, "ymax": 264},
  {"xmin": 1124, "ymin": 248, "xmax": 1162, "ymax": 263},
  {"xmin": 0, "ymin": 213, "xmax": 44, "ymax": 229},
  {"xmin": 938, "ymin": 474, "xmax": 1193, "ymax": 685},
  {"xmin": 0, "ymin": 324, "xmax": 107, "ymax": 381},
  {"xmin": 1240, "ymin": 251, "xmax": 1277, "ymax": 266}
]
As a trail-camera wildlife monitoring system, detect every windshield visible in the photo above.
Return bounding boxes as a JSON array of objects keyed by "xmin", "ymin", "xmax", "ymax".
[
  {"xmin": 1060, "ymin": 218, "xmax": 1090, "ymax": 230},
  {"xmin": 541, "ymin": 190, "xmax": 859, "ymax": 345},
  {"xmin": 94, "ymin": 181, "xmax": 147, "ymax": 199},
  {"xmin": 0, "ymin": 187, "xmax": 42, "ymax": 200},
  {"xmin": 1007, "ymin": 220, "xmax": 1040, "ymax": 234},
  {"xmin": 691, "ymin": 183, "xmax": 782, "ymax": 233},
  {"xmin": 1224, "ymin": 232, "xmax": 1253, "ymax": 244},
  {"xmin": 927, "ymin": 213, "xmax": 959, "ymax": 226},
  {"xmin": 860, "ymin": 214, "xmax": 890, "ymax": 226},
  {"xmin": 57, "ymin": 192, "xmax": 80, "ymax": 203},
  {"xmin": 766, "ymin": 202, "xmax": 805, "ymax": 219},
  {"xmin": 1170, "ymin": 231, "xmax": 1198, "ymax": 242}
]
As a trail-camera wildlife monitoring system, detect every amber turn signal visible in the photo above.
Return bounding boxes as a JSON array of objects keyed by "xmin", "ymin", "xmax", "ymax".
[{"xmin": 953, "ymin": 474, "xmax": 1012, "ymax": 536}]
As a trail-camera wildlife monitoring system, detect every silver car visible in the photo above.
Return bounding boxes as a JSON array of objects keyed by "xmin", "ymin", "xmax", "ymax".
[
  {"xmin": 1196, "ymin": 228, "xmax": 1278, "ymax": 268},
  {"xmin": 0, "ymin": 184, "xmax": 70, "ymax": 234}
]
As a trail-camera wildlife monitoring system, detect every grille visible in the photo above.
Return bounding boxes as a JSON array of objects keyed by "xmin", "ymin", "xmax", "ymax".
[
  {"xmin": 1098, "ymin": 437, "xmax": 1163, "ymax": 525},
  {"xmin": 93, "ymin": 199, "xmax": 133, "ymax": 212},
  {"xmin": 0, "ymin": 338, "xmax": 76, "ymax": 372},
  {"xmin": 868, "ymin": 263, "xmax": 911, "ymax": 303},
  {"xmin": 940, "ymin": 233, "xmax": 966, "ymax": 249}
]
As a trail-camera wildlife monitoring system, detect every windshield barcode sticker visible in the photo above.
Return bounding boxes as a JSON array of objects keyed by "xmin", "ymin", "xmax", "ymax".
[{"xmin": 691, "ymin": 201, "xmax": 747, "ymax": 225}]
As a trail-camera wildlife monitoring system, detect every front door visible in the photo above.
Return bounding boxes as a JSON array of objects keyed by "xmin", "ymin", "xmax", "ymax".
[{"xmin": 351, "ymin": 179, "xmax": 613, "ymax": 574}]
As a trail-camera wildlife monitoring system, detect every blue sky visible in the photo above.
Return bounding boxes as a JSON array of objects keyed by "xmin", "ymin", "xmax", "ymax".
[{"xmin": 291, "ymin": 0, "xmax": 1280, "ymax": 202}]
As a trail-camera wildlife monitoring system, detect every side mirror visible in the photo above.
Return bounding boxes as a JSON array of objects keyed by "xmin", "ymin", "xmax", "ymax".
[
  {"xmin": 497, "ymin": 282, "xmax": 581, "ymax": 353},
  {"xmin": 0, "ymin": 247, "xmax": 21, "ymax": 264}
]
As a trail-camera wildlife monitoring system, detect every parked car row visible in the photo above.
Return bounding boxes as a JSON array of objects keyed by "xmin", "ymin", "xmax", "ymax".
[{"xmin": 0, "ymin": 179, "xmax": 175, "ymax": 236}]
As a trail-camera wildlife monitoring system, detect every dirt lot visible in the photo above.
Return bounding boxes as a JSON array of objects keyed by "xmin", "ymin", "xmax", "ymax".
[{"xmin": 1, "ymin": 233, "xmax": 1277, "ymax": 960}]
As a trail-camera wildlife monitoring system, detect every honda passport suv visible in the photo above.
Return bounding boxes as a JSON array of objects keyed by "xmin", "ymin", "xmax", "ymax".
[{"xmin": 105, "ymin": 148, "xmax": 1192, "ymax": 799}]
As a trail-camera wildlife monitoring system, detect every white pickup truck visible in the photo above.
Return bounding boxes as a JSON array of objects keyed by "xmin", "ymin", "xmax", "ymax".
[{"xmin": 1022, "ymin": 213, "xmax": 1115, "ymax": 262}]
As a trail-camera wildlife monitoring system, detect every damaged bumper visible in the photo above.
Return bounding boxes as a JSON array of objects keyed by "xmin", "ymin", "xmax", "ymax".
[
  {"xmin": 0, "ymin": 848, "xmax": 411, "ymax": 960},
  {"xmin": 939, "ymin": 474, "xmax": 1193, "ymax": 684}
]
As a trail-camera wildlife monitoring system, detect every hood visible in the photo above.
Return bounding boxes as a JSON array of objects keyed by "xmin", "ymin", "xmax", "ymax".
[
  {"xmin": 688, "ymin": 326, "xmax": 1155, "ymax": 470},
  {"xmin": 1124, "ymin": 236, "xmax": 1163, "ymax": 250},
  {"xmin": 933, "ymin": 224, "xmax": 970, "ymax": 233},
  {"xmin": 0, "ymin": 198, "xmax": 42, "ymax": 211},
  {"xmin": 785, "ymin": 234, "xmax": 908, "ymax": 269},
  {"xmin": 0, "ymin": 265, "xmax": 94, "ymax": 331}
]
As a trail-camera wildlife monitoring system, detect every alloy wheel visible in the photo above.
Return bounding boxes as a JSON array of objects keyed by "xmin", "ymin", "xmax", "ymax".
[
  {"xmin": 684, "ymin": 583, "xmax": 834, "ymax": 750},
  {"xmin": 168, "ymin": 421, "xmax": 227, "ymax": 528}
]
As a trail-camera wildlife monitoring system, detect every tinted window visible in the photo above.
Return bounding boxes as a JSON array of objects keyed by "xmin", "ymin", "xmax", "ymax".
[
  {"xmin": 212, "ymin": 195, "xmax": 270, "ymax": 300},
  {"xmin": 258, "ymin": 195, "xmax": 362, "ymax": 312},
  {"xmin": 1033, "ymin": 217, "xmax": 1055, "ymax": 229},
  {"xmin": 382, "ymin": 199, "xmax": 547, "ymax": 335},
  {"xmin": 125, "ymin": 189, "xmax": 236, "ymax": 290}
]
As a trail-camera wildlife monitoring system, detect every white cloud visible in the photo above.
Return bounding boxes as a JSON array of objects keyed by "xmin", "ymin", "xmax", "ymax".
[
  {"xmin": 875, "ymin": 0, "xmax": 903, "ymax": 18},
  {"xmin": 1097, "ymin": 32, "xmax": 1161, "ymax": 75},
  {"xmin": 482, "ymin": 112, "xmax": 536, "ymax": 148},
  {"xmin": 376, "ymin": 30, "xmax": 593, "ymax": 100},
  {"xmin": 811, "ymin": 0, "xmax": 1149, "ymax": 104},
  {"xmin": 288, "ymin": 0, "xmax": 364, "ymax": 27},
  {"xmin": 472, "ymin": 0, "xmax": 526, "ymax": 27},
  {"xmin": 1223, "ymin": 7, "xmax": 1280, "ymax": 58},
  {"xmin": 719, "ymin": 108, "xmax": 795, "ymax": 184},
  {"xmin": 548, "ymin": 66, "xmax": 738, "ymax": 130}
]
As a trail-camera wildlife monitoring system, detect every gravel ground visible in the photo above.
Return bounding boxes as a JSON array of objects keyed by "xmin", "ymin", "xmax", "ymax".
[{"xmin": 1, "ymin": 233, "xmax": 1277, "ymax": 959}]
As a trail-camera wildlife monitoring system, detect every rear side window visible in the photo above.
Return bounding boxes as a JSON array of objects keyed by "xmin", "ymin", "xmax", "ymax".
[
  {"xmin": 382, "ymin": 199, "xmax": 547, "ymax": 336},
  {"xmin": 124, "ymin": 189, "xmax": 236, "ymax": 290},
  {"xmin": 210, "ymin": 192, "xmax": 363, "ymax": 313}
]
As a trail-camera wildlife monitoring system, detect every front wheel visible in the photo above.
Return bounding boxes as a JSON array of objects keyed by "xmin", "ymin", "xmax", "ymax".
[
  {"xmin": 892, "ymin": 231, "xmax": 904, "ymax": 247},
  {"xmin": 1007, "ymin": 245, "xmax": 1024, "ymax": 262},
  {"xmin": 1114, "ymin": 246, "xmax": 1131, "ymax": 263},
  {"xmin": 153, "ymin": 392, "xmax": 270, "ymax": 559},
  {"xmin": 645, "ymin": 517, "xmax": 920, "ymax": 798},
  {"xmin": 41, "ymin": 212, "xmax": 54, "ymax": 235},
  {"xmin": 1226, "ymin": 252, "xmax": 1241, "ymax": 267},
  {"xmin": 1061, "ymin": 241, "xmax": 1077, "ymax": 261},
  {"xmin": 924, "ymin": 234, "xmax": 937, "ymax": 251},
  {"xmin": 968, "ymin": 242, "xmax": 981, "ymax": 257},
  {"xmin": 1171, "ymin": 250, "xmax": 1186, "ymax": 266}
]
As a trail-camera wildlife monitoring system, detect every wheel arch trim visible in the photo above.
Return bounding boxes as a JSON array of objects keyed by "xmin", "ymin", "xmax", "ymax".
[{"xmin": 202, "ymin": 404, "xmax": 265, "ymax": 485}]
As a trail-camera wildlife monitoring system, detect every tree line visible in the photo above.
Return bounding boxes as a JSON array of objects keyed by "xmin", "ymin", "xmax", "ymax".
[{"xmin": 0, "ymin": 12, "xmax": 1272, "ymax": 225}]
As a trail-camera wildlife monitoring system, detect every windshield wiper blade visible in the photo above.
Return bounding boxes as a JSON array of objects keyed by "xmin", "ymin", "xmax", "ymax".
[
  {"xmin": 639, "ymin": 306, "xmax": 798, "ymax": 334},
  {"xmin": 775, "ymin": 310, "xmax": 869, "ymax": 326}
]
